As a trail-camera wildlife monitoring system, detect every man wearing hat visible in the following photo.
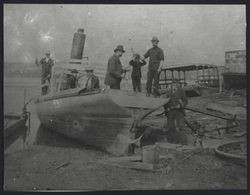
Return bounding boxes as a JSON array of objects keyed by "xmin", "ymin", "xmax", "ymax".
[
  {"xmin": 105, "ymin": 45, "xmax": 127, "ymax": 89},
  {"xmin": 84, "ymin": 66, "xmax": 100, "ymax": 90},
  {"xmin": 163, "ymin": 79, "xmax": 188, "ymax": 145},
  {"xmin": 142, "ymin": 36, "xmax": 164, "ymax": 97},
  {"xmin": 35, "ymin": 50, "xmax": 54, "ymax": 95}
]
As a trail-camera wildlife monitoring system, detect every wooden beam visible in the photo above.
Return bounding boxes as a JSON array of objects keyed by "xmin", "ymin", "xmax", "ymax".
[
  {"xmin": 98, "ymin": 160, "xmax": 163, "ymax": 171},
  {"xmin": 207, "ymin": 103, "xmax": 246, "ymax": 120},
  {"xmin": 156, "ymin": 142, "xmax": 197, "ymax": 152},
  {"xmin": 108, "ymin": 155, "xmax": 169, "ymax": 163}
]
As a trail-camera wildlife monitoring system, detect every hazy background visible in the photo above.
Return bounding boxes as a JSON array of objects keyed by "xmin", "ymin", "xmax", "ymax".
[{"xmin": 4, "ymin": 4, "xmax": 245, "ymax": 67}]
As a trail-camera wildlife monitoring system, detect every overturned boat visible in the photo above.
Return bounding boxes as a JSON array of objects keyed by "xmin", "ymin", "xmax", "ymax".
[
  {"xmin": 35, "ymin": 88, "xmax": 168, "ymax": 155},
  {"xmin": 35, "ymin": 29, "xmax": 169, "ymax": 155}
]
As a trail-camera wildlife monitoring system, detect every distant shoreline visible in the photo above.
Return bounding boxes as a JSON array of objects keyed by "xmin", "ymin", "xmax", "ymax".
[{"xmin": 4, "ymin": 77, "xmax": 40, "ymax": 88}]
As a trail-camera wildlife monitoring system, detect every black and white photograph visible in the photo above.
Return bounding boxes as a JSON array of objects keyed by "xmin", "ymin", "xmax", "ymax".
[{"xmin": 3, "ymin": 4, "xmax": 246, "ymax": 191}]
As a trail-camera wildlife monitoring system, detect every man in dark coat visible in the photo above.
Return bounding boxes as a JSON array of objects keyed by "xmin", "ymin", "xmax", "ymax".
[
  {"xmin": 142, "ymin": 36, "xmax": 164, "ymax": 97},
  {"xmin": 164, "ymin": 79, "xmax": 188, "ymax": 145},
  {"xmin": 85, "ymin": 66, "xmax": 100, "ymax": 90},
  {"xmin": 104, "ymin": 45, "xmax": 127, "ymax": 89},
  {"xmin": 35, "ymin": 50, "xmax": 54, "ymax": 95}
]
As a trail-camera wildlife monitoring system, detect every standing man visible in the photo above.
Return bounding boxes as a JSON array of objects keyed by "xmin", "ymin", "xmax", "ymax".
[
  {"xmin": 35, "ymin": 50, "xmax": 54, "ymax": 95},
  {"xmin": 104, "ymin": 45, "xmax": 127, "ymax": 89},
  {"xmin": 142, "ymin": 36, "xmax": 164, "ymax": 97},
  {"xmin": 164, "ymin": 79, "xmax": 188, "ymax": 145}
]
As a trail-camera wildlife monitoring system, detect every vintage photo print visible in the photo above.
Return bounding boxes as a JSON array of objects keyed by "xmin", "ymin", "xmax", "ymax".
[{"xmin": 3, "ymin": 4, "xmax": 246, "ymax": 191}]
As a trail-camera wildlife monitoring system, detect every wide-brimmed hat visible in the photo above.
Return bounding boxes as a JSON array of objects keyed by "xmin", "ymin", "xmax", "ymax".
[
  {"xmin": 151, "ymin": 36, "xmax": 159, "ymax": 42},
  {"xmin": 114, "ymin": 45, "xmax": 125, "ymax": 53},
  {"xmin": 85, "ymin": 66, "xmax": 94, "ymax": 72}
]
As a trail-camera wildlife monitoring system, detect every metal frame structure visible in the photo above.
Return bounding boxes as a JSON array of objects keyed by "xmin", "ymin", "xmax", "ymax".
[{"xmin": 158, "ymin": 63, "xmax": 224, "ymax": 89}]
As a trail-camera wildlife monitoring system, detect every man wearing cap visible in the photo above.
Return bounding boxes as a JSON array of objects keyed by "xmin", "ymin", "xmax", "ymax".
[
  {"xmin": 142, "ymin": 36, "xmax": 164, "ymax": 97},
  {"xmin": 35, "ymin": 51, "xmax": 54, "ymax": 95},
  {"xmin": 64, "ymin": 69, "xmax": 79, "ymax": 89},
  {"xmin": 84, "ymin": 66, "xmax": 100, "ymax": 90},
  {"xmin": 105, "ymin": 45, "xmax": 127, "ymax": 89}
]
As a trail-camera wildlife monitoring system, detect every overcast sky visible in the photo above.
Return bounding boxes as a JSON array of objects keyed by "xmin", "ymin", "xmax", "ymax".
[{"xmin": 4, "ymin": 4, "xmax": 245, "ymax": 66}]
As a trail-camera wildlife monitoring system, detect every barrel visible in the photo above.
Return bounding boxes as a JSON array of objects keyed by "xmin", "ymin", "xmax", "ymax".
[
  {"xmin": 70, "ymin": 29, "xmax": 86, "ymax": 60},
  {"xmin": 142, "ymin": 145, "xmax": 159, "ymax": 164}
]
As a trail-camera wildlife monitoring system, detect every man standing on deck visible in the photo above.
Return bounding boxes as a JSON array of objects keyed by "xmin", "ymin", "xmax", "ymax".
[
  {"xmin": 142, "ymin": 36, "xmax": 164, "ymax": 97},
  {"xmin": 104, "ymin": 45, "xmax": 127, "ymax": 89},
  {"xmin": 35, "ymin": 50, "xmax": 54, "ymax": 95}
]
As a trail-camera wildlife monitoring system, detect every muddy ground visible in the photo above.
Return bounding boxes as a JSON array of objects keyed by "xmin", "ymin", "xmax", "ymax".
[{"xmin": 4, "ymin": 92, "xmax": 247, "ymax": 191}]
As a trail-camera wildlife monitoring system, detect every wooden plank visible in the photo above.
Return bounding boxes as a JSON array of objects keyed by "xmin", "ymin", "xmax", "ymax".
[
  {"xmin": 233, "ymin": 131, "xmax": 246, "ymax": 138},
  {"xmin": 155, "ymin": 142, "xmax": 197, "ymax": 152},
  {"xmin": 108, "ymin": 155, "xmax": 169, "ymax": 163},
  {"xmin": 108, "ymin": 155, "xmax": 142, "ymax": 162},
  {"xmin": 98, "ymin": 160, "xmax": 162, "ymax": 171},
  {"xmin": 217, "ymin": 100, "xmax": 238, "ymax": 107}
]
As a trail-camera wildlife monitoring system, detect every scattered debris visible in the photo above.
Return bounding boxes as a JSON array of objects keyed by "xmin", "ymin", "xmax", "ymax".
[
  {"xmin": 108, "ymin": 154, "xmax": 171, "ymax": 163},
  {"xmin": 165, "ymin": 181, "xmax": 174, "ymax": 188},
  {"xmin": 54, "ymin": 162, "xmax": 70, "ymax": 170},
  {"xmin": 205, "ymin": 135, "xmax": 223, "ymax": 140},
  {"xmin": 158, "ymin": 165, "xmax": 172, "ymax": 174},
  {"xmin": 99, "ymin": 152, "xmax": 174, "ymax": 172},
  {"xmin": 207, "ymin": 102, "xmax": 246, "ymax": 120},
  {"xmin": 217, "ymin": 100, "xmax": 238, "ymax": 107},
  {"xmin": 108, "ymin": 155, "xmax": 142, "ymax": 162},
  {"xmin": 155, "ymin": 142, "xmax": 198, "ymax": 153},
  {"xmin": 175, "ymin": 148, "xmax": 210, "ymax": 165},
  {"xmin": 229, "ymin": 89, "xmax": 246, "ymax": 97},
  {"xmin": 98, "ymin": 160, "xmax": 162, "ymax": 172},
  {"xmin": 233, "ymin": 131, "xmax": 246, "ymax": 138},
  {"xmin": 142, "ymin": 145, "xmax": 159, "ymax": 164}
]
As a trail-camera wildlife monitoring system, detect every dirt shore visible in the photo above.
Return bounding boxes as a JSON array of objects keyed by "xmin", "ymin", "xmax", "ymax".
[
  {"xmin": 4, "ymin": 143, "xmax": 247, "ymax": 191},
  {"xmin": 4, "ymin": 92, "xmax": 247, "ymax": 191}
]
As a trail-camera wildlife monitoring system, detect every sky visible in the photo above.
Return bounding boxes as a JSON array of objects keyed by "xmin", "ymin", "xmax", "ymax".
[{"xmin": 4, "ymin": 4, "xmax": 246, "ymax": 66}]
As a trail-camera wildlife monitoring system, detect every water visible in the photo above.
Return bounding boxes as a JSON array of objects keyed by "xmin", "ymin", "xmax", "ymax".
[{"xmin": 4, "ymin": 77, "xmax": 84, "ymax": 154}]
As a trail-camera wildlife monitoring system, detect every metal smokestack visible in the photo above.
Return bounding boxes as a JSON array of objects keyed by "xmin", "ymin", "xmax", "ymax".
[{"xmin": 70, "ymin": 29, "xmax": 86, "ymax": 60}]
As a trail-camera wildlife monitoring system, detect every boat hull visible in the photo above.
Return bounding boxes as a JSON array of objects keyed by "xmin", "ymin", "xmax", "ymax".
[{"xmin": 35, "ymin": 89, "xmax": 169, "ymax": 155}]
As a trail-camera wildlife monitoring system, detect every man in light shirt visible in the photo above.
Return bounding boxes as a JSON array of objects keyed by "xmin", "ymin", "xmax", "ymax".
[
  {"xmin": 142, "ymin": 37, "xmax": 164, "ymax": 97},
  {"xmin": 35, "ymin": 50, "xmax": 54, "ymax": 95}
]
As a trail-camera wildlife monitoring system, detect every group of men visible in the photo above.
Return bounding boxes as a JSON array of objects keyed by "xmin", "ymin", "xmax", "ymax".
[
  {"xmin": 104, "ymin": 36, "xmax": 164, "ymax": 97},
  {"xmin": 36, "ymin": 36, "xmax": 188, "ymax": 145},
  {"xmin": 36, "ymin": 51, "xmax": 100, "ymax": 94}
]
